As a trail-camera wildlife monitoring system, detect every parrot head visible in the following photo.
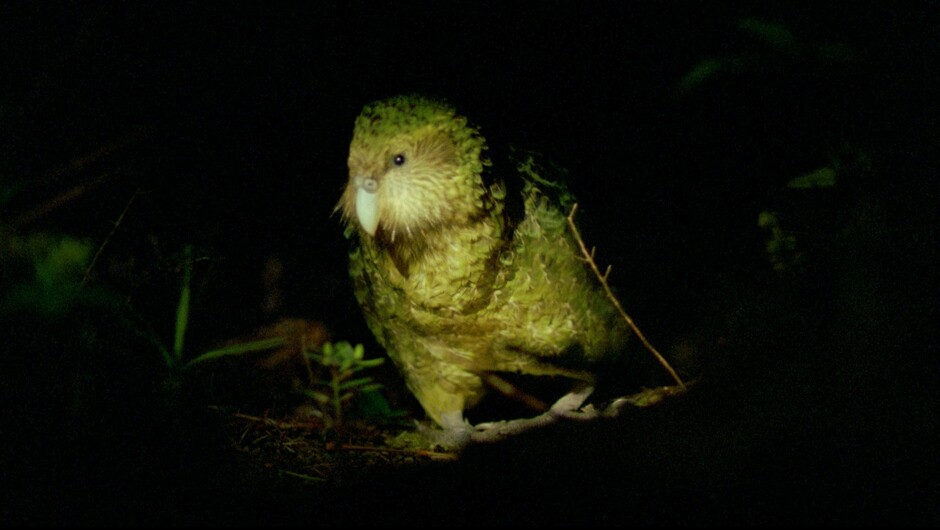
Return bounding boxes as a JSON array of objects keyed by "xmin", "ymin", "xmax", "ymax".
[{"xmin": 337, "ymin": 95, "xmax": 492, "ymax": 242}]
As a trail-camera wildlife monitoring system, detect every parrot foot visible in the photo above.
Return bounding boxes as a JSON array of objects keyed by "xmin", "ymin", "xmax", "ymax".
[
  {"xmin": 469, "ymin": 382, "xmax": 599, "ymax": 443},
  {"xmin": 545, "ymin": 381, "xmax": 597, "ymax": 421},
  {"xmin": 417, "ymin": 384, "xmax": 648, "ymax": 447},
  {"xmin": 416, "ymin": 411, "xmax": 475, "ymax": 450}
]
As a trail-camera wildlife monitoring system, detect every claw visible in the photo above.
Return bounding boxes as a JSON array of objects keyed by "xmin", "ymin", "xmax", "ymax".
[
  {"xmin": 416, "ymin": 411, "xmax": 474, "ymax": 450},
  {"xmin": 548, "ymin": 382, "xmax": 595, "ymax": 420}
]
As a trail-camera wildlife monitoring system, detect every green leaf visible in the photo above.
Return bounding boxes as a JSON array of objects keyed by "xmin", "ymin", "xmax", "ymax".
[
  {"xmin": 339, "ymin": 377, "xmax": 375, "ymax": 390},
  {"xmin": 173, "ymin": 245, "xmax": 193, "ymax": 362},
  {"xmin": 33, "ymin": 236, "xmax": 92, "ymax": 288},
  {"xmin": 737, "ymin": 18, "xmax": 794, "ymax": 49},
  {"xmin": 677, "ymin": 57, "xmax": 745, "ymax": 92},
  {"xmin": 1, "ymin": 235, "xmax": 93, "ymax": 316},
  {"xmin": 183, "ymin": 336, "xmax": 287, "ymax": 368},
  {"xmin": 787, "ymin": 167, "xmax": 837, "ymax": 189},
  {"xmin": 303, "ymin": 389, "xmax": 331, "ymax": 404},
  {"xmin": 757, "ymin": 210, "xmax": 778, "ymax": 228},
  {"xmin": 356, "ymin": 357, "xmax": 385, "ymax": 368}
]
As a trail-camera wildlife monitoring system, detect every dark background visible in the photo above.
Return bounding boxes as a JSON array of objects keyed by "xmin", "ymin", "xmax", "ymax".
[{"xmin": 1, "ymin": 1, "xmax": 938, "ymax": 525}]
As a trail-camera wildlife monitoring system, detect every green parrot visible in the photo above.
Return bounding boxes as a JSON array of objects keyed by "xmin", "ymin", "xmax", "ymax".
[{"xmin": 337, "ymin": 95, "xmax": 632, "ymax": 441}]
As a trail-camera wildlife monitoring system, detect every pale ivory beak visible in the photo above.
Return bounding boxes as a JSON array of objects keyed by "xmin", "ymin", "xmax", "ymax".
[{"xmin": 354, "ymin": 176, "xmax": 379, "ymax": 236}]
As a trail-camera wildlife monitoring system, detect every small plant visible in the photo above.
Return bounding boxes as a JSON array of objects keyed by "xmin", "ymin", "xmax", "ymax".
[
  {"xmin": 758, "ymin": 210, "xmax": 802, "ymax": 273},
  {"xmin": 302, "ymin": 341, "xmax": 386, "ymax": 428},
  {"xmin": 119, "ymin": 241, "xmax": 399, "ymax": 429}
]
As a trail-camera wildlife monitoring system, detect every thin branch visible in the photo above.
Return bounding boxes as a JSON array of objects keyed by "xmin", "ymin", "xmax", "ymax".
[
  {"xmin": 566, "ymin": 203, "xmax": 686, "ymax": 390},
  {"xmin": 339, "ymin": 444, "xmax": 458, "ymax": 461},
  {"xmin": 11, "ymin": 171, "xmax": 116, "ymax": 229},
  {"xmin": 10, "ymin": 127, "xmax": 148, "ymax": 230},
  {"xmin": 81, "ymin": 189, "xmax": 139, "ymax": 287},
  {"xmin": 228, "ymin": 411, "xmax": 323, "ymax": 431},
  {"xmin": 278, "ymin": 469, "xmax": 327, "ymax": 482},
  {"xmin": 480, "ymin": 372, "xmax": 549, "ymax": 412},
  {"xmin": 37, "ymin": 126, "xmax": 148, "ymax": 186}
]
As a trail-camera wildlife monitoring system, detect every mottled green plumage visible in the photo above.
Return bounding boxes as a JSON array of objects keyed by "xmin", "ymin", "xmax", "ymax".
[{"xmin": 337, "ymin": 95, "xmax": 629, "ymax": 427}]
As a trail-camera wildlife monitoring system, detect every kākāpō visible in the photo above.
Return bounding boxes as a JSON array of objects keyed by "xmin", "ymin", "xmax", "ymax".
[{"xmin": 337, "ymin": 94, "xmax": 640, "ymax": 445}]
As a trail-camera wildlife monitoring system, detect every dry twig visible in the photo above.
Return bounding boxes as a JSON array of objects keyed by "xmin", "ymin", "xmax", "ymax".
[
  {"xmin": 81, "ymin": 189, "xmax": 140, "ymax": 287},
  {"xmin": 566, "ymin": 203, "xmax": 686, "ymax": 389}
]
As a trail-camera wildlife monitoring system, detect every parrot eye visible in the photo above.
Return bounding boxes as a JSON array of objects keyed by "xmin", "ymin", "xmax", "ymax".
[{"xmin": 393, "ymin": 154, "xmax": 406, "ymax": 166}]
